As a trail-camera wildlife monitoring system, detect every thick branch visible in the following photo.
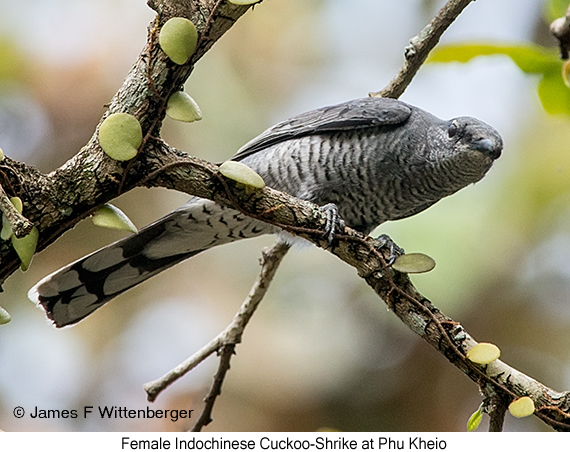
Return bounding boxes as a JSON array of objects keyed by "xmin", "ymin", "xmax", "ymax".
[
  {"xmin": 370, "ymin": 0, "xmax": 476, "ymax": 98},
  {"xmin": 0, "ymin": 0, "xmax": 255, "ymax": 284}
]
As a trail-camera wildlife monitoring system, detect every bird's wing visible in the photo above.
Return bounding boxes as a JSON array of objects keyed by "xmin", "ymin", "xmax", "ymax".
[{"xmin": 232, "ymin": 97, "xmax": 412, "ymax": 160}]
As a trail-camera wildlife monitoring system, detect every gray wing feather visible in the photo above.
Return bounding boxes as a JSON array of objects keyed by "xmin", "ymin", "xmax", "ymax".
[{"xmin": 232, "ymin": 97, "xmax": 412, "ymax": 160}]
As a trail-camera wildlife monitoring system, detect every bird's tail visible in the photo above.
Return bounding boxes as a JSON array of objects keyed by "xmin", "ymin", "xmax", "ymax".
[{"xmin": 28, "ymin": 198, "xmax": 272, "ymax": 327}]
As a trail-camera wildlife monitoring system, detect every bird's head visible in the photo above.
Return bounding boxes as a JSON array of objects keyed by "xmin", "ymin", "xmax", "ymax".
[{"xmin": 427, "ymin": 116, "xmax": 503, "ymax": 185}]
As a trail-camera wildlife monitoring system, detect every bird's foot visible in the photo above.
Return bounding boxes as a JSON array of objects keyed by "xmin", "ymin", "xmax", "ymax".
[
  {"xmin": 375, "ymin": 234, "xmax": 404, "ymax": 265},
  {"xmin": 319, "ymin": 203, "xmax": 345, "ymax": 247}
]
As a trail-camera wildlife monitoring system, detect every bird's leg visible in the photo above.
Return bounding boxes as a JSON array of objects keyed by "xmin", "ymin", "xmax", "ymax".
[
  {"xmin": 374, "ymin": 234, "xmax": 404, "ymax": 265},
  {"xmin": 319, "ymin": 203, "xmax": 345, "ymax": 247}
]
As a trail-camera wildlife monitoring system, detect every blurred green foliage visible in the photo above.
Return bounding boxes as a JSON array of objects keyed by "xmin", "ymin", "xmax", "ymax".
[
  {"xmin": 0, "ymin": 38, "xmax": 24, "ymax": 81},
  {"xmin": 544, "ymin": 0, "xmax": 569, "ymax": 21},
  {"xmin": 428, "ymin": 0, "xmax": 570, "ymax": 116},
  {"xmin": 428, "ymin": 43, "xmax": 570, "ymax": 115}
]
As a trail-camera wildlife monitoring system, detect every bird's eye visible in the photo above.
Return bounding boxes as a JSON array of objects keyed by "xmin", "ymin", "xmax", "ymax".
[{"xmin": 448, "ymin": 121, "xmax": 459, "ymax": 138}]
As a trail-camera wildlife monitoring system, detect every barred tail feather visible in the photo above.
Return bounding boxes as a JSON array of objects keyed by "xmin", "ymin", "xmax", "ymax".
[{"xmin": 29, "ymin": 199, "xmax": 272, "ymax": 327}]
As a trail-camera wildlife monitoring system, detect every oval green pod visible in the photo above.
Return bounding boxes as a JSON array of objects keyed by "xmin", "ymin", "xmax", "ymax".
[
  {"xmin": 98, "ymin": 113, "xmax": 142, "ymax": 161},
  {"xmin": 1, "ymin": 197, "xmax": 24, "ymax": 241},
  {"xmin": 229, "ymin": 0, "xmax": 262, "ymax": 4},
  {"xmin": 166, "ymin": 92, "xmax": 202, "ymax": 122},
  {"xmin": 92, "ymin": 204, "xmax": 138, "ymax": 233},
  {"xmin": 11, "ymin": 225, "xmax": 39, "ymax": 271},
  {"xmin": 392, "ymin": 252, "xmax": 436, "ymax": 274},
  {"xmin": 1, "ymin": 214, "xmax": 12, "ymax": 241},
  {"xmin": 219, "ymin": 161, "xmax": 265, "ymax": 189},
  {"xmin": 0, "ymin": 306, "xmax": 10, "ymax": 325},
  {"xmin": 159, "ymin": 17, "xmax": 198, "ymax": 65},
  {"xmin": 508, "ymin": 397, "xmax": 535, "ymax": 418},
  {"xmin": 10, "ymin": 196, "xmax": 23, "ymax": 214},
  {"xmin": 466, "ymin": 342, "xmax": 501, "ymax": 365}
]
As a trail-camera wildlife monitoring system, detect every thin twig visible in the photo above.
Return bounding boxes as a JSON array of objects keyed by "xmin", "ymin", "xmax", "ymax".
[
  {"xmin": 144, "ymin": 241, "xmax": 291, "ymax": 402},
  {"xmin": 190, "ymin": 343, "xmax": 235, "ymax": 432},
  {"xmin": 370, "ymin": 0, "xmax": 476, "ymax": 98}
]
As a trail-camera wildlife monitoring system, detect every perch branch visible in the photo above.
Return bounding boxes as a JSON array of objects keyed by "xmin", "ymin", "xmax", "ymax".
[
  {"xmin": 143, "ymin": 241, "xmax": 291, "ymax": 404},
  {"xmin": 370, "ymin": 0, "xmax": 476, "ymax": 98}
]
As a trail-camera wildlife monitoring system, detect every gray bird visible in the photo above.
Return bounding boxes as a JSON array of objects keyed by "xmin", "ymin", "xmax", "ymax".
[{"xmin": 29, "ymin": 97, "xmax": 502, "ymax": 327}]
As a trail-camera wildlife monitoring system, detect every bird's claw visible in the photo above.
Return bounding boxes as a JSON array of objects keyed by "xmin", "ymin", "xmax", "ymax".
[
  {"xmin": 375, "ymin": 234, "xmax": 404, "ymax": 265},
  {"xmin": 319, "ymin": 203, "xmax": 345, "ymax": 247}
]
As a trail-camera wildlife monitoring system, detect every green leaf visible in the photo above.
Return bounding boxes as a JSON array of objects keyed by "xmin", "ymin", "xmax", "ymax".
[
  {"xmin": 11, "ymin": 226, "xmax": 39, "ymax": 271},
  {"xmin": 219, "ymin": 161, "xmax": 266, "ymax": 189},
  {"xmin": 0, "ymin": 306, "xmax": 11, "ymax": 325},
  {"xmin": 509, "ymin": 397, "xmax": 535, "ymax": 418},
  {"xmin": 92, "ymin": 204, "xmax": 138, "ymax": 233},
  {"xmin": 159, "ymin": 18, "xmax": 198, "ymax": 65},
  {"xmin": 392, "ymin": 253, "xmax": 436, "ymax": 274},
  {"xmin": 544, "ymin": 0, "xmax": 569, "ymax": 22},
  {"xmin": 98, "ymin": 113, "xmax": 142, "ymax": 161},
  {"xmin": 428, "ymin": 43, "xmax": 570, "ymax": 115},
  {"xmin": 1, "ymin": 214, "xmax": 12, "ymax": 241},
  {"xmin": 428, "ymin": 43, "xmax": 560, "ymax": 74},
  {"xmin": 166, "ymin": 91, "xmax": 202, "ymax": 122},
  {"xmin": 466, "ymin": 342, "xmax": 501, "ymax": 365},
  {"xmin": 538, "ymin": 70, "xmax": 570, "ymax": 115},
  {"xmin": 467, "ymin": 406, "xmax": 483, "ymax": 432},
  {"xmin": 10, "ymin": 196, "xmax": 23, "ymax": 214}
]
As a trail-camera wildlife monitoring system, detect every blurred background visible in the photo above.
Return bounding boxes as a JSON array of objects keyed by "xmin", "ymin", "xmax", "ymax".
[{"xmin": 0, "ymin": 0, "xmax": 568, "ymax": 432}]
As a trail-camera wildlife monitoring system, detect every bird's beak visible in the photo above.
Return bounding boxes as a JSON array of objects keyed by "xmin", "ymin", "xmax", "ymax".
[{"xmin": 470, "ymin": 137, "xmax": 502, "ymax": 160}]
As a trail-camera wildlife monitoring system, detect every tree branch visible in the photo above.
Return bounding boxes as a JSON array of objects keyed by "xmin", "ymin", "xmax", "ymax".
[
  {"xmin": 1, "ymin": 0, "xmax": 567, "ymax": 432},
  {"xmin": 0, "ymin": 0, "xmax": 255, "ymax": 285},
  {"xmin": 550, "ymin": 3, "xmax": 570, "ymax": 59},
  {"xmin": 370, "ymin": 0, "xmax": 476, "ymax": 98},
  {"xmin": 485, "ymin": 390, "xmax": 508, "ymax": 432},
  {"xmin": 143, "ymin": 241, "xmax": 291, "ymax": 404}
]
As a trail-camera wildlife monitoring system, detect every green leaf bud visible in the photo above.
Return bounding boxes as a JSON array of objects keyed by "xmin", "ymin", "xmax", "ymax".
[
  {"xmin": 466, "ymin": 342, "xmax": 501, "ymax": 365},
  {"xmin": 98, "ymin": 113, "xmax": 142, "ymax": 161},
  {"xmin": 159, "ymin": 17, "xmax": 198, "ymax": 65},
  {"xmin": 219, "ymin": 161, "xmax": 265, "ymax": 189},
  {"xmin": 467, "ymin": 406, "xmax": 483, "ymax": 432},
  {"xmin": 0, "ymin": 306, "xmax": 10, "ymax": 325},
  {"xmin": 508, "ymin": 397, "xmax": 535, "ymax": 418},
  {"xmin": 10, "ymin": 197, "xmax": 23, "ymax": 214},
  {"xmin": 166, "ymin": 92, "xmax": 202, "ymax": 122},
  {"xmin": 11, "ymin": 226, "xmax": 39, "ymax": 271},
  {"xmin": 92, "ymin": 204, "xmax": 138, "ymax": 233},
  {"xmin": 229, "ymin": 0, "xmax": 262, "ymax": 4},
  {"xmin": 392, "ymin": 253, "xmax": 436, "ymax": 274}
]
